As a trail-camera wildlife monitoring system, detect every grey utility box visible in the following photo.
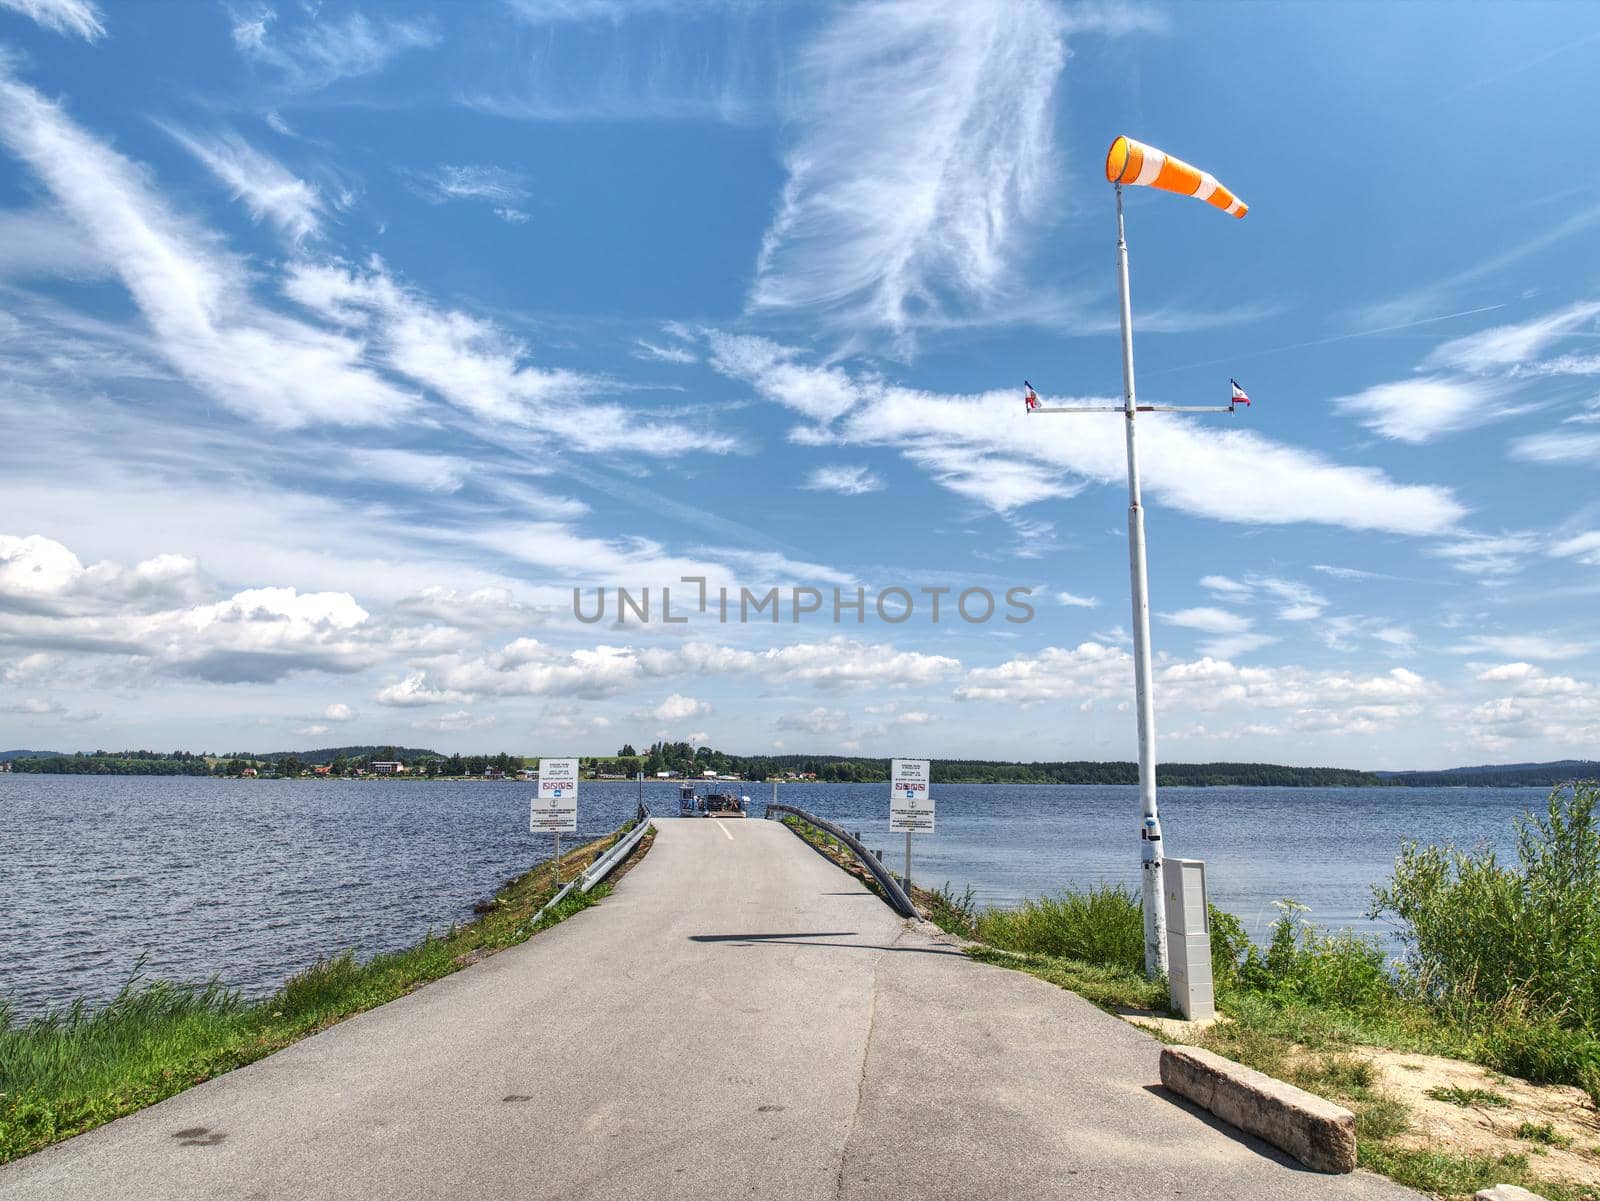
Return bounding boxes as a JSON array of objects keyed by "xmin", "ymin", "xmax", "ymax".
[{"xmin": 1162, "ymin": 857, "xmax": 1215, "ymax": 1021}]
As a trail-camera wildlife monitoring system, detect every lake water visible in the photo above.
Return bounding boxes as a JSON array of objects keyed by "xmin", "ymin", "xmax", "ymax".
[{"xmin": 0, "ymin": 776, "xmax": 1547, "ymax": 1017}]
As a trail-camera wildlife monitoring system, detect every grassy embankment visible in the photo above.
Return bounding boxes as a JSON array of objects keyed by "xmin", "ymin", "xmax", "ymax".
[
  {"xmin": 0, "ymin": 820, "xmax": 653, "ymax": 1165},
  {"xmin": 919, "ymin": 784, "xmax": 1600, "ymax": 1201}
]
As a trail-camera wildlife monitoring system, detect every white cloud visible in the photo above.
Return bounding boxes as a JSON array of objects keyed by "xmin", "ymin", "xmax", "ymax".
[
  {"xmin": 652, "ymin": 692, "xmax": 711, "ymax": 722},
  {"xmin": 1551, "ymin": 531, "xmax": 1600, "ymax": 566},
  {"xmin": 347, "ymin": 448, "xmax": 470, "ymax": 493},
  {"xmin": 1429, "ymin": 533, "xmax": 1539, "ymax": 579},
  {"xmin": 0, "ymin": 0, "xmax": 103, "ymax": 40},
  {"xmin": 1332, "ymin": 377, "xmax": 1515, "ymax": 443},
  {"xmin": 750, "ymin": 0, "xmax": 1063, "ymax": 335},
  {"xmin": 232, "ymin": 8, "xmax": 436, "ymax": 92},
  {"xmin": 392, "ymin": 586, "xmax": 535, "ymax": 630},
  {"xmin": 1510, "ymin": 429, "xmax": 1600, "ymax": 465},
  {"xmin": 1453, "ymin": 661, "xmax": 1600, "ymax": 752},
  {"xmin": 802, "ymin": 465, "xmax": 884, "ymax": 495},
  {"xmin": 1163, "ymin": 607, "xmax": 1251, "ymax": 635},
  {"xmin": 387, "ymin": 635, "xmax": 961, "ymax": 706},
  {"xmin": 285, "ymin": 259, "xmax": 733, "ymax": 455},
  {"xmin": 957, "ymin": 642, "xmax": 1433, "ymax": 738},
  {"xmin": 165, "ymin": 127, "xmax": 326, "ymax": 243},
  {"xmin": 1311, "ymin": 564, "xmax": 1396, "ymax": 582},
  {"xmin": 0, "ymin": 72, "xmax": 416, "ymax": 428},
  {"xmin": 710, "ymin": 341, "xmax": 1465, "ymax": 535},
  {"xmin": 708, "ymin": 334, "xmax": 863, "ymax": 424},
  {"xmin": 375, "ymin": 671, "xmax": 467, "ymax": 707},
  {"xmin": 1161, "ymin": 607, "xmax": 1278, "ymax": 659},
  {"xmin": 632, "ymin": 339, "xmax": 696, "ymax": 365},
  {"xmin": 421, "ymin": 164, "xmax": 529, "ymax": 205},
  {"xmin": 324, "ymin": 702, "xmax": 356, "ymax": 722},
  {"xmin": 1424, "ymin": 301, "xmax": 1600, "ymax": 374},
  {"xmin": 1450, "ymin": 633, "xmax": 1593, "ymax": 661},
  {"xmin": 1056, "ymin": 591, "xmax": 1097, "ymax": 608}
]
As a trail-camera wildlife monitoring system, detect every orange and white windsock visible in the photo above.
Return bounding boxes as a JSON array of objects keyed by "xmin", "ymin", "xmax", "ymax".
[{"xmin": 1105, "ymin": 135, "xmax": 1247, "ymax": 218}]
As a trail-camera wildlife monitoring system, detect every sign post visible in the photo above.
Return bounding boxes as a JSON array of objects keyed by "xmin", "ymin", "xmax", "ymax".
[
  {"xmin": 888, "ymin": 759, "xmax": 933, "ymax": 892},
  {"xmin": 532, "ymin": 757, "xmax": 579, "ymax": 884}
]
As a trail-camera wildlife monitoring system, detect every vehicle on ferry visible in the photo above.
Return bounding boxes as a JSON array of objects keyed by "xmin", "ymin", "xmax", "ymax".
[{"xmin": 678, "ymin": 782, "xmax": 750, "ymax": 817}]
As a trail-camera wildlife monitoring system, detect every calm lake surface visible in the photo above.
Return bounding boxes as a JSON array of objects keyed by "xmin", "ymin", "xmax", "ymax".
[{"xmin": 0, "ymin": 776, "xmax": 1545, "ymax": 1016}]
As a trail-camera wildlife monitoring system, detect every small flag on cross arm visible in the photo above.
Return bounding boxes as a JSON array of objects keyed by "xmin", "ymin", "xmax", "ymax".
[{"xmin": 1230, "ymin": 378, "xmax": 1251, "ymax": 407}]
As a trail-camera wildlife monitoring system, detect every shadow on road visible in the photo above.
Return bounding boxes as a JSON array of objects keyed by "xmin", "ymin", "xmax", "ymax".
[{"xmin": 688, "ymin": 933, "xmax": 966, "ymax": 956}]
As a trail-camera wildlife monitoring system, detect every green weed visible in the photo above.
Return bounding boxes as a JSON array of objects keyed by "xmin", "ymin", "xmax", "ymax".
[{"xmin": 1427, "ymin": 1084, "xmax": 1511, "ymax": 1108}]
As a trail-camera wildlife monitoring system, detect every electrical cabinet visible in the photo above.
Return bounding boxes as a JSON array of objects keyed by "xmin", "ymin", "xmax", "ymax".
[{"xmin": 1162, "ymin": 857, "xmax": 1215, "ymax": 1021}]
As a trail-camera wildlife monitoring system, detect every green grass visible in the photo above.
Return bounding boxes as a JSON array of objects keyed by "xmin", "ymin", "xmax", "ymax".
[
  {"xmin": 976, "ymin": 885, "xmax": 1146, "ymax": 970},
  {"xmin": 966, "ymin": 946, "xmax": 1168, "ymax": 1014},
  {"xmin": 1427, "ymin": 1084, "xmax": 1511, "ymax": 1108},
  {"xmin": 0, "ymin": 828, "xmax": 647, "ymax": 1164},
  {"xmin": 1515, "ymin": 1121, "xmax": 1573, "ymax": 1148}
]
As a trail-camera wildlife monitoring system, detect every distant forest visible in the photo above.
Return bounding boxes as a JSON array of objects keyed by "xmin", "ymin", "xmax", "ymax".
[{"xmin": 6, "ymin": 744, "xmax": 1593, "ymax": 786}]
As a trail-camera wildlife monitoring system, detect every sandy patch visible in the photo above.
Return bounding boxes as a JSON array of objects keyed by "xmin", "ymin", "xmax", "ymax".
[{"xmin": 1360, "ymin": 1048, "xmax": 1600, "ymax": 1188}]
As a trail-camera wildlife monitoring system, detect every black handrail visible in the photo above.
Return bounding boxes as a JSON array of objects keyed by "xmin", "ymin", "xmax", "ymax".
[{"xmin": 764, "ymin": 803, "xmax": 918, "ymax": 919}]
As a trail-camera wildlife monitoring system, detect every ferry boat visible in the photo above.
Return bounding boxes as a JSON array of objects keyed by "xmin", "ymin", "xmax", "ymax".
[{"xmin": 678, "ymin": 781, "xmax": 750, "ymax": 818}]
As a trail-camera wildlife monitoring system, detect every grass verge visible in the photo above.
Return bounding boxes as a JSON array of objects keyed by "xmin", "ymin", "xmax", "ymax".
[{"xmin": 0, "ymin": 824, "xmax": 653, "ymax": 1165}]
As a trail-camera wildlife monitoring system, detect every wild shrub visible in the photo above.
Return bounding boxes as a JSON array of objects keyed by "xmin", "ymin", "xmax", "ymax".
[
  {"xmin": 1237, "ymin": 900, "xmax": 1395, "ymax": 1012},
  {"xmin": 1372, "ymin": 783, "xmax": 1600, "ymax": 1027},
  {"xmin": 1207, "ymin": 904, "xmax": 1250, "ymax": 991},
  {"xmin": 926, "ymin": 884, "xmax": 979, "ymax": 939}
]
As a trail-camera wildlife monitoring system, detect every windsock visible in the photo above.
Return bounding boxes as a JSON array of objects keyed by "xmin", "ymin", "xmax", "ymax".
[{"xmin": 1105, "ymin": 135, "xmax": 1247, "ymax": 219}]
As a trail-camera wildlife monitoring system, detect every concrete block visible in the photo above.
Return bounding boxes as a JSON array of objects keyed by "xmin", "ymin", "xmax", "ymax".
[
  {"xmin": 1475, "ymin": 1187, "xmax": 1547, "ymax": 1201},
  {"xmin": 1159, "ymin": 1045, "xmax": 1357, "ymax": 1173}
]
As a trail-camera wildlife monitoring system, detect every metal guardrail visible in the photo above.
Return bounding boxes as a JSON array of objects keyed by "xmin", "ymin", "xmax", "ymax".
[
  {"xmin": 578, "ymin": 802, "xmax": 653, "ymax": 893},
  {"xmin": 764, "ymin": 803, "xmax": 918, "ymax": 919},
  {"xmin": 528, "ymin": 802, "xmax": 652, "ymax": 925}
]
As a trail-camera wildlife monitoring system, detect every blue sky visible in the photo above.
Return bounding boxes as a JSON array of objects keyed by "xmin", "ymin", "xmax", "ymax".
[{"xmin": 1, "ymin": 0, "xmax": 1597, "ymax": 768}]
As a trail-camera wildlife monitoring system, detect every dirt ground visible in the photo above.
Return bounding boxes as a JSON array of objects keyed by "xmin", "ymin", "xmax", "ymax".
[{"xmin": 1361, "ymin": 1048, "xmax": 1600, "ymax": 1189}]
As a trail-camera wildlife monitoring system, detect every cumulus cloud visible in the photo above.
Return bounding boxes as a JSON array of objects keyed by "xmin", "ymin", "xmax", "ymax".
[
  {"xmin": 956, "ymin": 641, "xmax": 1433, "ymax": 737},
  {"xmin": 652, "ymin": 692, "xmax": 711, "ymax": 721},
  {"xmin": 0, "ymin": 533, "xmax": 205, "ymax": 614},
  {"xmin": 381, "ymin": 635, "xmax": 961, "ymax": 706}
]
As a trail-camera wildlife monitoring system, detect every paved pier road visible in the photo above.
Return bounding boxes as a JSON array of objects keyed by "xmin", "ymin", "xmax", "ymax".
[{"xmin": 0, "ymin": 818, "xmax": 1422, "ymax": 1200}]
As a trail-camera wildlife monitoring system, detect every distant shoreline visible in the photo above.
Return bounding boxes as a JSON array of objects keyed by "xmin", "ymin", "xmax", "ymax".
[{"xmin": 0, "ymin": 771, "xmax": 1576, "ymax": 789}]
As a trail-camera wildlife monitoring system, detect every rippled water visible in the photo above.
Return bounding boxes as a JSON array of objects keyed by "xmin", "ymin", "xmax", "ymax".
[{"xmin": 0, "ymin": 775, "xmax": 1544, "ymax": 1016}]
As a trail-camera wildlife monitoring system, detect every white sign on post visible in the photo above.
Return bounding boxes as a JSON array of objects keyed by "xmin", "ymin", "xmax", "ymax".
[
  {"xmin": 889, "ymin": 759, "xmax": 933, "ymax": 832},
  {"xmin": 531, "ymin": 757, "xmax": 578, "ymax": 833}
]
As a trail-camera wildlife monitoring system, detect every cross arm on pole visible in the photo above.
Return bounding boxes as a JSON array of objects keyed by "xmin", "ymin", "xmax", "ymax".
[{"xmin": 1031, "ymin": 404, "xmax": 1238, "ymax": 415}]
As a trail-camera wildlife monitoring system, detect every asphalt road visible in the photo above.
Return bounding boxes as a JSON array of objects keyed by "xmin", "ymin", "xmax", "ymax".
[{"xmin": 0, "ymin": 818, "xmax": 1422, "ymax": 1200}]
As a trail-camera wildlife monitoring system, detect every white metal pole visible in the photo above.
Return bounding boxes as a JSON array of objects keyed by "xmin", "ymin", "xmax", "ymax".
[
  {"xmin": 904, "ymin": 830, "xmax": 913, "ymax": 893},
  {"xmin": 1115, "ymin": 184, "xmax": 1169, "ymax": 980},
  {"xmin": 553, "ymin": 831, "xmax": 561, "ymax": 887}
]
